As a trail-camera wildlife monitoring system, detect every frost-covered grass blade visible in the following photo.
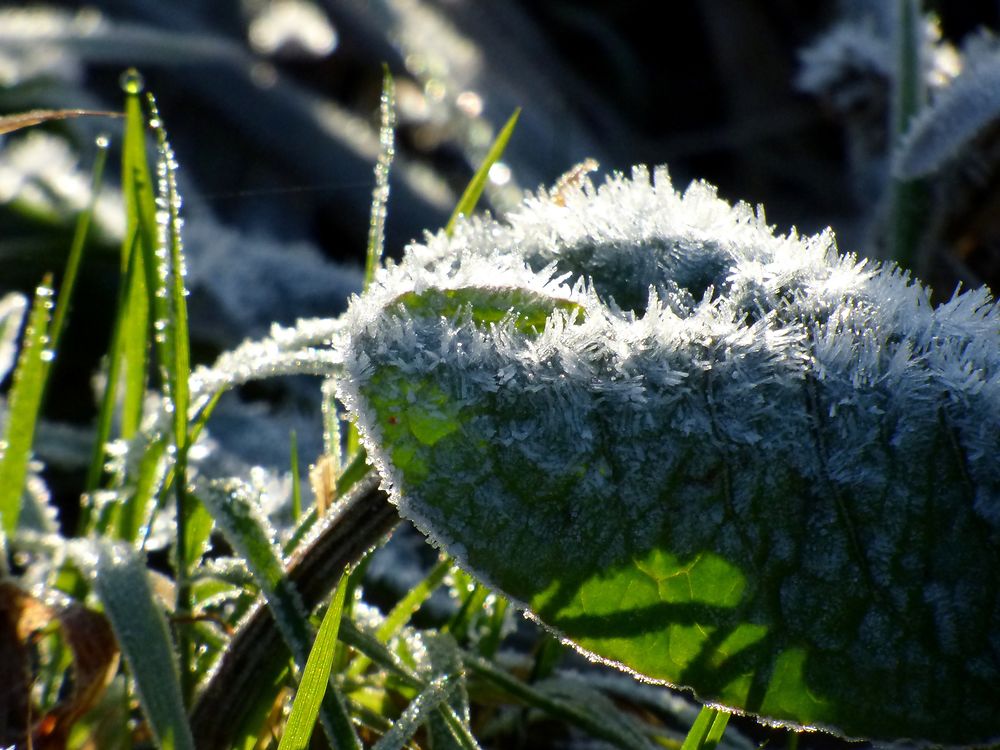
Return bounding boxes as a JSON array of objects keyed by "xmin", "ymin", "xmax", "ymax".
[{"xmin": 82, "ymin": 540, "xmax": 195, "ymax": 750}]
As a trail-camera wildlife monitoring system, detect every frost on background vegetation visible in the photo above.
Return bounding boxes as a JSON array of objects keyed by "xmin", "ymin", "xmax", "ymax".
[
  {"xmin": 0, "ymin": 132, "xmax": 126, "ymax": 241},
  {"xmin": 796, "ymin": 11, "xmax": 960, "ymax": 205},
  {"xmin": 894, "ymin": 32, "xmax": 1000, "ymax": 178},
  {"xmin": 341, "ymin": 166, "xmax": 1000, "ymax": 744}
]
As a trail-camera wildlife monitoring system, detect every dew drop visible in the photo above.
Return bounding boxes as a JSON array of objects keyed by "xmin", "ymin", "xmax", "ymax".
[
  {"xmin": 119, "ymin": 68, "xmax": 145, "ymax": 95},
  {"xmin": 95, "ymin": 133, "xmax": 110, "ymax": 149}
]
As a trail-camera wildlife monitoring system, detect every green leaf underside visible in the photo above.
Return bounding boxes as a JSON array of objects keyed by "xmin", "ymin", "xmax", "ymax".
[{"xmin": 355, "ymin": 286, "xmax": 1000, "ymax": 745}]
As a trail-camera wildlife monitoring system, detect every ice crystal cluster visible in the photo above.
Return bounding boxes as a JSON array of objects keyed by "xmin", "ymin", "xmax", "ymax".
[{"xmin": 339, "ymin": 166, "xmax": 1000, "ymax": 745}]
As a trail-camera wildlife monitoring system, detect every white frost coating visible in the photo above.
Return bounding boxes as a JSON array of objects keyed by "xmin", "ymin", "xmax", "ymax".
[{"xmin": 186, "ymin": 316, "xmax": 347, "ymax": 413}]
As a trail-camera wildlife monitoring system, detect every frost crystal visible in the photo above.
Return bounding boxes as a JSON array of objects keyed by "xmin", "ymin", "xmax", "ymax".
[{"xmin": 340, "ymin": 166, "xmax": 1000, "ymax": 745}]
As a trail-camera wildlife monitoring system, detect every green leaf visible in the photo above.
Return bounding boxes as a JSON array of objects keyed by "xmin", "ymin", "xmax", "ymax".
[
  {"xmin": 0, "ymin": 279, "xmax": 53, "ymax": 536},
  {"xmin": 82, "ymin": 540, "xmax": 195, "ymax": 750},
  {"xmin": 343, "ymin": 167, "xmax": 1000, "ymax": 746},
  {"xmin": 278, "ymin": 569, "xmax": 350, "ymax": 750},
  {"xmin": 445, "ymin": 108, "xmax": 520, "ymax": 235}
]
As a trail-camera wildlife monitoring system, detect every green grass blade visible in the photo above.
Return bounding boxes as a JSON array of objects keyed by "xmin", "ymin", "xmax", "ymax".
[
  {"xmin": 116, "ymin": 435, "xmax": 167, "ymax": 542},
  {"xmin": 320, "ymin": 378, "xmax": 343, "ymax": 487},
  {"xmin": 119, "ymin": 69, "xmax": 157, "ymax": 439},
  {"xmin": 0, "ymin": 278, "xmax": 53, "ymax": 537},
  {"xmin": 84, "ymin": 539, "xmax": 195, "ymax": 750},
  {"xmin": 196, "ymin": 481, "xmax": 303, "ymax": 644},
  {"xmin": 151, "ymin": 97, "xmax": 191, "ymax": 452},
  {"xmin": 338, "ymin": 620, "xmax": 423, "ymax": 688},
  {"xmin": 49, "ymin": 135, "xmax": 110, "ymax": 351},
  {"xmin": 377, "ymin": 558, "xmax": 452, "ymax": 642},
  {"xmin": 82, "ymin": 233, "xmax": 139, "ymax": 502},
  {"xmin": 335, "ymin": 447, "xmax": 370, "ymax": 496},
  {"xmin": 144, "ymin": 94, "xmax": 196, "ymax": 700},
  {"xmin": 183, "ymin": 497, "xmax": 214, "ymax": 565},
  {"xmin": 888, "ymin": 0, "xmax": 928, "ymax": 270},
  {"xmin": 197, "ymin": 479, "xmax": 362, "ymax": 750},
  {"xmin": 444, "ymin": 108, "xmax": 520, "ymax": 236},
  {"xmin": 444, "ymin": 574, "xmax": 488, "ymax": 639},
  {"xmin": 703, "ymin": 709, "xmax": 730, "ymax": 750},
  {"xmin": 290, "ymin": 429, "xmax": 302, "ymax": 520},
  {"xmin": 277, "ymin": 569, "xmax": 350, "ymax": 750},
  {"xmin": 680, "ymin": 711, "xmax": 712, "ymax": 750},
  {"xmin": 479, "ymin": 595, "xmax": 508, "ymax": 658},
  {"xmin": 681, "ymin": 706, "xmax": 728, "ymax": 750}
]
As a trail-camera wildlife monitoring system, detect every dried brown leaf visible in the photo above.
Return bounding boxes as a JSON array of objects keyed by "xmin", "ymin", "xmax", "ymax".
[{"xmin": 0, "ymin": 109, "xmax": 122, "ymax": 136}]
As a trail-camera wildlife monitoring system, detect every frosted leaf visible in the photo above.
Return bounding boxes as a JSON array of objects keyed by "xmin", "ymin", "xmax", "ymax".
[{"xmin": 341, "ymin": 166, "xmax": 1000, "ymax": 746}]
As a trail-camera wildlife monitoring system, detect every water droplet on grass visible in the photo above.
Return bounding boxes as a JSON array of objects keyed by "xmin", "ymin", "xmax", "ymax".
[{"xmin": 119, "ymin": 69, "xmax": 144, "ymax": 94}]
